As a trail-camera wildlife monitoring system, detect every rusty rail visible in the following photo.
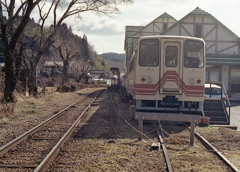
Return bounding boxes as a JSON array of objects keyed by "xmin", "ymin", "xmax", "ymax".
[
  {"xmin": 34, "ymin": 90, "xmax": 103, "ymax": 172},
  {"xmin": 194, "ymin": 131, "xmax": 239, "ymax": 172},
  {"xmin": 156, "ymin": 129, "xmax": 173, "ymax": 172},
  {"xmin": 0, "ymin": 94, "xmax": 88, "ymax": 156}
]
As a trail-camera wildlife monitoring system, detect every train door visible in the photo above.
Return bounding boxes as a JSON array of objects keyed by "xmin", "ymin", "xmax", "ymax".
[{"xmin": 160, "ymin": 40, "xmax": 182, "ymax": 94}]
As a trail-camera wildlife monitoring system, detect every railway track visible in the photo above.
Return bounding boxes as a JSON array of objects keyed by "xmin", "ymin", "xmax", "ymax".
[
  {"xmin": 111, "ymin": 88, "xmax": 240, "ymax": 171},
  {"xmin": 194, "ymin": 130, "xmax": 239, "ymax": 172},
  {"xmin": 157, "ymin": 123, "xmax": 240, "ymax": 172},
  {"xmin": 0, "ymin": 89, "xmax": 104, "ymax": 171},
  {"xmin": 1, "ymin": 87, "xmax": 239, "ymax": 171}
]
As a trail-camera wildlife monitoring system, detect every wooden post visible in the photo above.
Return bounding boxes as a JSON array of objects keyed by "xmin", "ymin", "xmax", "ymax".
[
  {"xmin": 25, "ymin": 77, "xmax": 29, "ymax": 97},
  {"xmin": 138, "ymin": 115, "xmax": 143, "ymax": 141},
  {"xmin": 129, "ymin": 105, "xmax": 136, "ymax": 120},
  {"xmin": 190, "ymin": 118, "xmax": 195, "ymax": 146}
]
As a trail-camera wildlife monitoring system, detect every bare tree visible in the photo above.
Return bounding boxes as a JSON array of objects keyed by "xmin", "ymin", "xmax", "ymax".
[
  {"xmin": 58, "ymin": 46, "xmax": 78, "ymax": 85},
  {"xmin": 0, "ymin": 0, "xmax": 41, "ymax": 102},
  {"xmin": 0, "ymin": 0, "xmax": 133, "ymax": 102},
  {"xmin": 72, "ymin": 59, "xmax": 91, "ymax": 83},
  {"xmin": 16, "ymin": 0, "xmax": 133, "ymax": 99}
]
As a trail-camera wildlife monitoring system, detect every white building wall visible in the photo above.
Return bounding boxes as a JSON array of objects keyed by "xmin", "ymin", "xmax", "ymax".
[
  {"xmin": 165, "ymin": 27, "xmax": 178, "ymax": 35},
  {"xmin": 195, "ymin": 16, "xmax": 202, "ymax": 22},
  {"xmin": 218, "ymin": 29, "xmax": 231, "ymax": 41},
  {"xmin": 204, "ymin": 28, "xmax": 216, "ymax": 40}
]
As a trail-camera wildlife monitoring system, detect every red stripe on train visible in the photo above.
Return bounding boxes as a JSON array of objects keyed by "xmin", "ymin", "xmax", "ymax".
[{"xmin": 134, "ymin": 71, "xmax": 204, "ymax": 96}]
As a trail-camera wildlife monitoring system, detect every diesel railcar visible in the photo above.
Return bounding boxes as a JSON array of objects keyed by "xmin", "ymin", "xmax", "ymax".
[{"xmin": 126, "ymin": 35, "xmax": 205, "ymax": 117}]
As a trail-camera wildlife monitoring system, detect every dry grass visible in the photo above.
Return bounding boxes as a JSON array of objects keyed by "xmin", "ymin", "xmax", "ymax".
[
  {"xmin": 1, "ymin": 89, "xmax": 239, "ymax": 171},
  {"xmin": 0, "ymin": 102, "xmax": 14, "ymax": 118},
  {"xmin": 0, "ymin": 88, "xmax": 98, "ymax": 147}
]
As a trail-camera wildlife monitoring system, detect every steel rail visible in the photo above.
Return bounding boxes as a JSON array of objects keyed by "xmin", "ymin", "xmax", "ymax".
[
  {"xmin": 156, "ymin": 130, "xmax": 173, "ymax": 172},
  {"xmin": 0, "ymin": 94, "xmax": 89, "ymax": 156},
  {"xmin": 194, "ymin": 131, "xmax": 240, "ymax": 172},
  {"xmin": 185, "ymin": 124, "xmax": 239, "ymax": 171},
  {"xmin": 34, "ymin": 90, "xmax": 103, "ymax": 172}
]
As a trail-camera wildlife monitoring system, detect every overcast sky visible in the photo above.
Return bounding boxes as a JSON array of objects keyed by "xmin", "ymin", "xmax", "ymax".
[{"xmin": 66, "ymin": 0, "xmax": 240, "ymax": 54}]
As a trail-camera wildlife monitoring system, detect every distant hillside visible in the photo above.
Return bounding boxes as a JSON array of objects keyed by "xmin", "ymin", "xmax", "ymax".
[{"xmin": 101, "ymin": 52, "xmax": 125, "ymax": 70}]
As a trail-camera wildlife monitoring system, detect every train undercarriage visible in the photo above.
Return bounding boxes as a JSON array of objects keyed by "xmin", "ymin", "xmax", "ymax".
[{"xmin": 136, "ymin": 96, "xmax": 203, "ymax": 115}]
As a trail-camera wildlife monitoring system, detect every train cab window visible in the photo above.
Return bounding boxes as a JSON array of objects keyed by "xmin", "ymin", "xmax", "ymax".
[
  {"xmin": 184, "ymin": 40, "xmax": 204, "ymax": 68},
  {"xmin": 139, "ymin": 39, "xmax": 159, "ymax": 66},
  {"xmin": 165, "ymin": 46, "xmax": 178, "ymax": 67}
]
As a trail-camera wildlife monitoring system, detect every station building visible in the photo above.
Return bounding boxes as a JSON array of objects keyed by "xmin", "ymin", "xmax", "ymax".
[{"xmin": 124, "ymin": 7, "xmax": 240, "ymax": 97}]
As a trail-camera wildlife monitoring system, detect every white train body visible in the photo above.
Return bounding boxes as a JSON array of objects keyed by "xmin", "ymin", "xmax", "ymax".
[{"xmin": 127, "ymin": 35, "xmax": 205, "ymax": 113}]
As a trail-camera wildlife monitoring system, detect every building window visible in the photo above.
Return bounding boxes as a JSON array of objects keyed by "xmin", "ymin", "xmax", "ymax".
[
  {"xmin": 230, "ymin": 68, "xmax": 240, "ymax": 94},
  {"xmin": 163, "ymin": 23, "xmax": 168, "ymax": 31},
  {"xmin": 195, "ymin": 24, "xmax": 202, "ymax": 38},
  {"xmin": 205, "ymin": 68, "xmax": 220, "ymax": 82}
]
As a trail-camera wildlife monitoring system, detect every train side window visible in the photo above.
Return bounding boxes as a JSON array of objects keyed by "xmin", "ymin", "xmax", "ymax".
[
  {"xmin": 129, "ymin": 53, "xmax": 135, "ymax": 73},
  {"xmin": 139, "ymin": 39, "xmax": 159, "ymax": 66},
  {"xmin": 184, "ymin": 40, "xmax": 204, "ymax": 68},
  {"xmin": 165, "ymin": 46, "xmax": 178, "ymax": 67}
]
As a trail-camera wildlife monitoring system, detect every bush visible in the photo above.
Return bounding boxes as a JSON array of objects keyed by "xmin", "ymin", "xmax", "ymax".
[
  {"xmin": 57, "ymin": 84, "xmax": 76, "ymax": 93},
  {"xmin": 70, "ymin": 85, "xmax": 76, "ymax": 92}
]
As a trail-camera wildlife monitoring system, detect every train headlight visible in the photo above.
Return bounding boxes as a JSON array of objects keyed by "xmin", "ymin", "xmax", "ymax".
[
  {"xmin": 189, "ymin": 78, "xmax": 195, "ymax": 84},
  {"xmin": 147, "ymin": 77, "xmax": 153, "ymax": 83}
]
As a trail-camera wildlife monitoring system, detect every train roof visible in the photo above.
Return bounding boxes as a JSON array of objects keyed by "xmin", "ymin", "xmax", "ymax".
[{"xmin": 138, "ymin": 35, "xmax": 204, "ymax": 41}]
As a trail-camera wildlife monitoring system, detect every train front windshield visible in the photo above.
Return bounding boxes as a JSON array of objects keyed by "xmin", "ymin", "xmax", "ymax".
[
  {"xmin": 184, "ymin": 40, "xmax": 204, "ymax": 68},
  {"xmin": 139, "ymin": 39, "xmax": 159, "ymax": 66},
  {"xmin": 139, "ymin": 38, "xmax": 204, "ymax": 68}
]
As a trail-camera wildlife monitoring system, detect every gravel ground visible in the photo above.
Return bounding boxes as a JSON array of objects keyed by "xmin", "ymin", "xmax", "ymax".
[
  {"xmin": 47, "ymin": 89, "xmax": 166, "ymax": 172},
  {"xmin": 1, "ymin": 88, "xmax": 240, "ymax": 172}
]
